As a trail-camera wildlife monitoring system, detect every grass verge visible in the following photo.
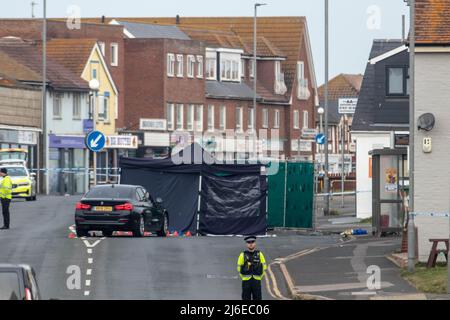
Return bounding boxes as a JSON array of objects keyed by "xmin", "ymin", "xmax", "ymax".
[{"xmin": 401, "ymin": 263, "xmax": 448, "ymax": 294}]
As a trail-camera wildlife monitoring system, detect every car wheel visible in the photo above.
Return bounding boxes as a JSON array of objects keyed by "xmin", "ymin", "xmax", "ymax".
[
  {"xmin": 157, "ymin": 213, "xmax": 168, "ymax": 237},
  {"xmin": 76, "ymin": 227, "xmax": 88, "ymax": 237},
  {"xmin": 132, "ymin": 216, "xmax": 144, "ymax": 237},
  {"xmin": 103, "ymin": 230, "xmax": 113, "ymax": 237}
]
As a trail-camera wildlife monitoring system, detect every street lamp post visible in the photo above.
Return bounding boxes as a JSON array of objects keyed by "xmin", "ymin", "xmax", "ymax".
[
  {"xmin": 324, "ymin": 0, "xmax": 330, "ymax": 215},
  {"xmin": 254, "ymin": 3, "xmax": 267, "ymax": 159},
  {"xmin": 41, "ymin": 0, "xmax": 47, "ymax": 194},
  {"xmin": 318, "ymin": 107, "xmax": 324, "ymax": 168}
]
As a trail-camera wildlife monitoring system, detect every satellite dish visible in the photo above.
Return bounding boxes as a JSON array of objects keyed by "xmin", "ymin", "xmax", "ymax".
[{"xmin": 417, "ymin": 113, "xmax": 435, "ymax": 131}]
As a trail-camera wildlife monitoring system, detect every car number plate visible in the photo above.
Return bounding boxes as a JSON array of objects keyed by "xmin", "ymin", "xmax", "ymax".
[{"xmin": 94, "ymin": 206, "xmax": 113, "ymax": 212}]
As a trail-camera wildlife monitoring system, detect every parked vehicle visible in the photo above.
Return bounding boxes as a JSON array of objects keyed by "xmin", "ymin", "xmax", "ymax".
[
  {"xmin": 0, "ymin": 164, "xmax": 37, "ymax": 201},
  {"xmin": 0, "ymin": 264, "xmax": 41, "ymax": 300},
  {"xmin": 75, "ymin": 184, "xmax": 169, "ymax": 237}
]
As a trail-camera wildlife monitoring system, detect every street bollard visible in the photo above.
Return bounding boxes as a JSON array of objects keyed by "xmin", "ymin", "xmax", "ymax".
[{"xmin": 407, "ymin": 213, "xmax": 415, "ymax": 272}]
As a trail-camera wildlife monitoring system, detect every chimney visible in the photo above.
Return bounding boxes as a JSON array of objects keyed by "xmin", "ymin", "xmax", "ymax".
[
  {"xmin": 101, "ymin": 15, "xmax": 106, "ymax": 23},
  {"xmin": 176, "ymin": 15, "xmax": 180, "ymax": 25}
]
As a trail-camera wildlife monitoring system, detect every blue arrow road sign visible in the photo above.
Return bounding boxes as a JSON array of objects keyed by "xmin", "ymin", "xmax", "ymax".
[
  {"xmin": 316, "ymin": 133, "xmax": 325, "ymax": 145},
  {"xmin": 85, "ymin": 130, "xmax": 106, "ymax": 152}
]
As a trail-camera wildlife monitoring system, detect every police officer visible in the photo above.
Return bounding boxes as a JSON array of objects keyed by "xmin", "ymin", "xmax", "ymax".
[
  {"xmin": 237, "ymin": 236, "xmax": 267, "ymax": 300},
  {"xmin": 0, "ymin": 168, "xmax": 13, "ymax": 230}
]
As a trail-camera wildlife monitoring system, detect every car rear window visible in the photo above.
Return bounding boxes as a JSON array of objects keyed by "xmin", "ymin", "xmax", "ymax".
[
  {"xmin": 0, "ymin": 272, "xmax": 21, "ymax": 300},
  {"xmin": 84, "ymin": 186, "xmax": 134, "ymax": 199}
]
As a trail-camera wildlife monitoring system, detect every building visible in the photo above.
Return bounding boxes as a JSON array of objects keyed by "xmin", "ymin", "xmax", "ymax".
[
  {"xmin": 412, "ymin": 0, "xmax": 450, "ymax": 262},
  {"xmin": 90, "ymin": 16, "xmax": 319, "ymax": 160},
  {"xmin": 0, "ymin": 38, "xmax": 91, "ymax": 194},
  {"xmin": 352, "ymin": 39, "xmax": 409, "ymax": 219},
  {"xmin": 44, "ymin": 38, "xmax": 128, "ymax": 184},
  {"xmin": 316, "ymin": 73, "xmax": 363, "ymax": 174},
  {"xmin": 0, "ymin": 72, "xmax": 41, "ymax": 170}
]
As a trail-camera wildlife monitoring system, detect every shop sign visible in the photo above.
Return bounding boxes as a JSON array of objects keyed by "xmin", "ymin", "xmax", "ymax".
[
  {"xmin": 105, "ymin": 135, "xmax": 138, "ymax": 149},
  {"xmin": 140, "ymin": 119, "xmax": 167, "ymax": 131},
  {"xmin": 49, "ymin": 135, "xmax": 86, "ymax": 149}
]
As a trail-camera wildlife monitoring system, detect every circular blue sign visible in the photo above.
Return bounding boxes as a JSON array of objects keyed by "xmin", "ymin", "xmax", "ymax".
[
  {"xmin": 315, "ymin": 133, "xmax": 326, "ymax": 145},
  {"xmin": 85, "ymin": 130, "xmax": 106, "ymax": 152}
]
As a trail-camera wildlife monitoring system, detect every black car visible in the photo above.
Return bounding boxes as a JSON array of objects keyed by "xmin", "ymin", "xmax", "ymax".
[
  {"xmin": 0, "ymin": 264, "xmax": 41, "ymax": 300},
  {"xmin": 75, "ymin": 184, "xmax": 169, "ymax": 237}
]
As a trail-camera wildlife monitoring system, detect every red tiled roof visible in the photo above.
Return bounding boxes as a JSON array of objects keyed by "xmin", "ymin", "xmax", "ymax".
[
  {"xmin": 0, "ymin": 41, "xmax": 89, "ymax": 91},
  {"xmin": 45, "ymin": 38, "xmax": 97, "ymax": 76},
  {"xmin": 416, "ymin": 0, "xmax": 450, "ymax": 44},
  {"xmin": 318, "ymin": 73, "xmax": 363, "ymax": 101}
]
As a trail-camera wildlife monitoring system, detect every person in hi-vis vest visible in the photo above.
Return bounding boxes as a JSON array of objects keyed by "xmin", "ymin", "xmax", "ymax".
[
  {"xmin": 0, "ymin": 168, "xmax": 13, "ymax": 230},
  {"xmin": 237, "ymin": 236, "xmax": 267, "ymax": 300}
]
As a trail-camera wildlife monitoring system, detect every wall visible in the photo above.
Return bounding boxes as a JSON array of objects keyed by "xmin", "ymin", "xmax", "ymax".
[
  {"xmin": 414, "ymin": 52, "xmax": 450, "ymax": 262},
  {"xmin": 353, "ymin": 132, "xmax": 391, "ymax": 218},
  {"xmin": 0, "ymin": 85, "xmax": 41, "ymax": 128}
]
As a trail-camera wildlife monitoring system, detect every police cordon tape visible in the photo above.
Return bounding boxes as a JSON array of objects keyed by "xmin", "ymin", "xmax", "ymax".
[
  {"xmin": 28, "ymin": 167, "xmax": 121, "ymax": 172},
  {"xmin": 410, "ymin": 212, "xmax": 450, "ymax": 218}
]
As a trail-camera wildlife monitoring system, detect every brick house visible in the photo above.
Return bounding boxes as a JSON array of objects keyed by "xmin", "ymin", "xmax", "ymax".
[
  {"xmin": 316, "ymin": 73, "xmax": 363, "ymax": 174},
  {"xmin": 99, "ymin": 16, "xmax": 319, "ymax": 160}
]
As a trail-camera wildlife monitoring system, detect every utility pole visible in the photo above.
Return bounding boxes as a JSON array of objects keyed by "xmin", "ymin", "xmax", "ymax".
[
  {"xmin": 41, "ymin": 0, "xmax": 47, "ymax": 194},
  {"xmin": 407, "ymin": 0, "xmax": 416, "ymax": 273},
  {"xmin": 253, "ymin": 3, "xmax": 267, "ymax": 159},
  {"xmin": 324, "ymin": 0, "xmax": 330, "ymax": 215},
  {"xmin": 31, "ymin": 1, "xmax": 37, "ymax": 18}
]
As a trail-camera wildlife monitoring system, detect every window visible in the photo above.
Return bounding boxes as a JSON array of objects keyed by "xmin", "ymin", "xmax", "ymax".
[
  {"xmin": 274, "ymin": 109, "xmax": 280, "ymax": 128},
  {"xmin": 293, "ymin": 110, "xmax": 299, "ymax": 129},
  {"xmin": 219, "ymin": 106, "xmax": 226, "ymax": 130},
  {"xmin": 98, "ymin": 42, "xmax": 105, "ymax": 56},
  {"xmin": 111, "ymin": 43, "xmax": 118, "ymax": 66},
  {"xmin": 176, "ymin": 104, "xmax": 184, "ymax": 130},
  {"xmin": 176, "ymin": 54, "xmax": 184, "ymax": 77},
  {"xmin": 195, "ymin": 105, "xmax": 203, "ymax": 132},
  {"xmin": 196, "ymin": 55, "xmax": 203, "ymax": 78},
  {"xmin": 99, "ymin": 96, "xmax": 109, "ymax": 121},
  {"xmin": 206, "ymin": 57, "xmax": 216, "ymax": 79},
  {"xmin": 232, "ymin": 61, "xmax": 239, "ymax": 80},
  {"xmin": 220, "ymin": 58, "xmax": 240, "ymax": 81},
  {"xmin": 297, "ymin": 61, "xmax": 305, "ymax": 81},
  {"xmin": 73, "ymin": 93, "xmax": 81, "ymax": 119},
  {"xmin": 167, "ymin": 103, "xmax": 174, "ymax": 130},
  {"xmin": 208, "ymin": 105, "xmax": 215, "ymax": 131},
  {"xmin": 53, "ymin": 93, "xmax": 62, "ymax": 118},
  {"xmin": 262, "ymin": 108, "xmax": 269, "ymax": 128},
  {"xmin": 187, "ymin": 104, "xmax": 194, "ymax": 131},
  {"xmin": 241, "ymin": 59, "xmax": 245, "ymax": 78},
  {"xmin": 167, "ymin": 54, "xmax": 175, "ymax": 77},
  {"xmin": 92, "ymin": 68, "xmax": 97, "ymax": 79},
  {"xmin": 248, "ymin": 108, "xmax": 254, "ymax": 130},
  {"xmin": 387, "ymin": 67, "xmax": 409, "ymax": 96},
  {"xmin": 236, "ymin": 107, "xmax": 243, "ymax": 131},
  {"xmin": 187, "ymin": 55, "xmax": 195, "ymax": 78},
  {"xmin": 303, "ymin": 111, "xmax": 309, "ymax": 129},
  {"xmin": 226, "ymin": 60, "xmax": 231, "ymax": 79},
  {"xmin": 249, "ymin": 59, "xmax": 255, "ymax": 78}
]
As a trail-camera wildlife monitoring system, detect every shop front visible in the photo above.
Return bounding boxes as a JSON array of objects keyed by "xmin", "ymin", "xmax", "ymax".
[{"xmin": 48, "ymin": 134, "xmax": 89, "ymax": 195}]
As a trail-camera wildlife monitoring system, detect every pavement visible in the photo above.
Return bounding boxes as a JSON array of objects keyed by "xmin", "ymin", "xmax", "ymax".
[{"xmin": 0, "ymin": 195, "xmax": 339, "ymax": 300}]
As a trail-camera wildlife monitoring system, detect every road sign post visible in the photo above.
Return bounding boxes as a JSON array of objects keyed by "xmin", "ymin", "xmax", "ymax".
[{"xmin": 85, "ymin": 131, "xmax": 106, "ymax": 187}]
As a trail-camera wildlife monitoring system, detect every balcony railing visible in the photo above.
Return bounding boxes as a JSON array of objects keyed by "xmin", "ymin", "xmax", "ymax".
[
  {"xmin": 297, "ymin": 78, "xmax": 311, "ymax": 100},
  {"xmin": 274, "ymin": 73, "xmax": 287, "ymax": 95}
]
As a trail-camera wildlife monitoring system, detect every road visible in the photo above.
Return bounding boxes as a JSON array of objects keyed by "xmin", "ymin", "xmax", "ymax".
[{"xmin": 0, "ymin": 195, "xmax": 339, "ymax": 300}]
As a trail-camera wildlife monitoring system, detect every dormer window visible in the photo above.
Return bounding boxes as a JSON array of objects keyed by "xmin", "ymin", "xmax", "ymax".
[
  {"xmin": 249, "ymin": 59, "xmax": 255, "ymax": 78},
  {"xmin": 206, "ymin": 56, "xmax": 216, "ymax": 80},
  {"xmin": 387, "ymin": 66, "xmax": 409, "ymax": 96},
  {"xmin": 220, "ymin": 56, "xmax": 240, "ymax": 81},
  {"xmin": 274, "ymin": 61, "xmax": 287, "ymax": 95}
]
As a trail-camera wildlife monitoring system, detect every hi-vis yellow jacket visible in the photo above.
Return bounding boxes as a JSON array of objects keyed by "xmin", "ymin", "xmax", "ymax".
[
  {"xmin": 237, "ymin": 250, "xmax": 267, "ymax": 281},
  {"xmin": 0, "ymin": 175, "xmax": 13, "ymax": 200}
]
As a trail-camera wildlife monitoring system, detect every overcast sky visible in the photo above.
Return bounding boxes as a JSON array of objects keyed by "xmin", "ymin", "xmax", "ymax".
[{"xmin": 2, "ymin": 0, "xmax": 410, "ymax": 86}]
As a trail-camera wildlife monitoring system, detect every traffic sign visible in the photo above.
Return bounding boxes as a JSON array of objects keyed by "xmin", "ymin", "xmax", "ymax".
[
  {"xmin": 315, "ymin": 133, "xmax": 325, "ymax": 145},
  {"xmin": 85, "ymin": 130, "xmax": 106, "ymax": 152}
]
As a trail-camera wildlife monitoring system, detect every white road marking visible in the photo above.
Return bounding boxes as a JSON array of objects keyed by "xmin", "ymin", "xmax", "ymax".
[
  {"xmin": 296, "ymin": 282, "xmax": 393, "ymax": 293},
  {"xmin": 351, "ymin": 291, "xmax": 377, "ymax": 296},
  {"xmin": 86, "ymin": 280, "xmax": 91, "ymax": 287},
  {"xmin": 83, "ymin": 239, "xmax": 104, "ymax": 248},
  {"xmin": 84, "ymin": 291, "xmax": 90, "ymax": 296},
  {"xmin": 86, "ymin": 269, "xmax": 92, "ymax": 276},
  {"xmin": 88, "ymin": 258, "xmax": 93, "ymax": 264},
  {"xmin": 87, "ymin": 249, "xmax": 92, "ymax": 254}
]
